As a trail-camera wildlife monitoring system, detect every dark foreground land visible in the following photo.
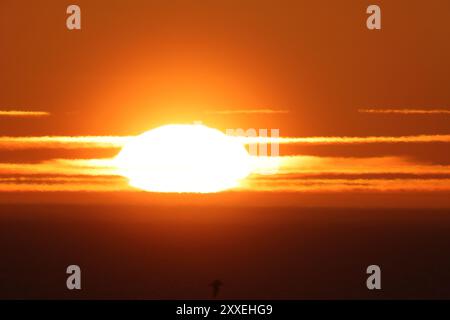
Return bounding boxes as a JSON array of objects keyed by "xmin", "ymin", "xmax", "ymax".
[{"xmin": 1, "ymin": 204, "xmax": 450, "ymax": 299}]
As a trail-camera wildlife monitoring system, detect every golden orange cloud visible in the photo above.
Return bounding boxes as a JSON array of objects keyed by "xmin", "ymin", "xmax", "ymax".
[
  {"xmin": 0, "ymin": 155, "xmax": 449, "ymax": 193},
  {"xmin": 239, "ymin": 134, "xmax": 450, "ymax": 145},
  {"xmin": 1, "ymin": 134, "xmax": 450, "ymax": 150},
  {"xmin": 207, "ymin": 109, "xmax": 289, "ymax": 114},
  {"xmin": 358, "ymin": 109, "xmax": 450, "ymax": 115},
  {"xmin": 0, "ymin": 110, "xmax": 50, "ymax": 117}
]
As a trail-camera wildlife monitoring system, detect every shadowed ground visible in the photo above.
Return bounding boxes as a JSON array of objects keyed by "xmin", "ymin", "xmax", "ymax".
[{"xmin": 1, "ymin": 204, "xmax": 449, "ymax": 299}]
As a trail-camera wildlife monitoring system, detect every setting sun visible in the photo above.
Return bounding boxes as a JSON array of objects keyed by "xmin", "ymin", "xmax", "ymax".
[
  {"xmin": 114, "ymin": 124, "xmax": 252, "ymax": 193},
  {"xmin": 2, "ymin": 0, "xmax": 450, "ymax": 303}
]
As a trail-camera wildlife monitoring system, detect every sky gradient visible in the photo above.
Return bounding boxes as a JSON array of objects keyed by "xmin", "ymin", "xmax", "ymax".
[{"xmin": 0, "ymin": 0, "xmax": 449, "ymax": 206}]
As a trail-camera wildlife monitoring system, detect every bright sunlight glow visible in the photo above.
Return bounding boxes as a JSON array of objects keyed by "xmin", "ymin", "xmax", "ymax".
[{"xmin": 114, "ymin": 124, "xmax": 252, "ymax": 193}]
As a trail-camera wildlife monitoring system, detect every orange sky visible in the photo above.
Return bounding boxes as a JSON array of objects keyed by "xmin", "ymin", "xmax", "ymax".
[{"xmin": 0, "ymin": 0, "xmax": 449, "ymax": 206}]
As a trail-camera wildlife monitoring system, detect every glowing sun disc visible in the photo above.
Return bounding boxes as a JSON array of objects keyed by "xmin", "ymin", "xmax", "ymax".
[{"xmin": 114, "ymin": 124, "xmax": 251, "ymax": 193}]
